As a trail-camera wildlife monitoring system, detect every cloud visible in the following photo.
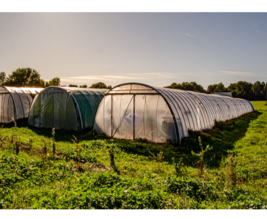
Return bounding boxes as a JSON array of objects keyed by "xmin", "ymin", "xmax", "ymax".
[
  {"xmin": 220, "ymin": 71, "xmax": 256, "ymax": 77},
  {"xmin": 59, "ymin": 72, "xmax": 184, "ymax": 86},
  {"xmin": 257, "ymin": 31, "xmax": 261, "ymax": 34},
  {"xmin": 61, "ymin": 75, "xmax": 147, "ymax": 82},
  {"xmin": 185, "ymin": 33, "xmax": 198, "ymax": 38}
]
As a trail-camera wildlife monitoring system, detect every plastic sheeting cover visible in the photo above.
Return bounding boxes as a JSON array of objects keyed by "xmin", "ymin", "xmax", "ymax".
[
  {"xmin": 71, "ymin": 89, "xmax": 108, "ymax": 130},
  {"xmin": 94, "ymin": 83, "xmax": 254, "ymax": 144},
  {"xmin": 0, "ymin": 86, "xmax": 35, "ymax": 123},
  {"xmin": 28, "ymin": 87, "xmax": 107, "ymax": 130}
]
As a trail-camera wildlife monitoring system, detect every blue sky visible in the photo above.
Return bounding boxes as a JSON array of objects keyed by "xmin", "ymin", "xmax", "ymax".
[{"xmin": 0, "ymin": 12, "xmax": 266, "ymax": 89}]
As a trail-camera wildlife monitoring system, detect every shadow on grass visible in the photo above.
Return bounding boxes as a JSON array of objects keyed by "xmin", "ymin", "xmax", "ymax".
[
  {"xmin": 108, "ymin": 111, "xmax": 261, "ymax": 168},
  {"xmin": 1, "ymin": 111, "xmax": 261, "ymax": 168},
  {"xmin": 1, "ymin": 119, "xmax": 94, "ymax": 143}
]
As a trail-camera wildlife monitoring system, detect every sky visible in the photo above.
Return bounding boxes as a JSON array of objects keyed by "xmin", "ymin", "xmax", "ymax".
[{"xmin": 0, "ymin": 10, "xmax": 267, "ymax": 89}]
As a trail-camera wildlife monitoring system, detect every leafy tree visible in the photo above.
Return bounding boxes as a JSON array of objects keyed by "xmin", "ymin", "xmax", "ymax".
[
  {"xmin": 264, "ymin": 83, "xmax": 267, "ymax": 100},
  {"xmin": 0, "ymin": 72, "xmax": 6, "ymax": 85},
  {"xmin": 47, "ymin": 77, "xmax": 60, "ymax": 87},
  {"xmin": 69, "ymin": 84, "xmax": 78, "ymax": 87},
  {"xmin": 28, "ymin": 71, "xmax": 42, "ymax": 86},
  {"xmin": 90, "ymin": 82, "xmax": 112, "ymax": 89},
  {"xmin": 79, "ymin": 84, "xmax": 87, "ymax": 88},
  {"xmin": 5, "ymin": 68, "xmax": 43, "ymax": 87},
  {"xmin": 207, "ymin": 82, "xmax": 226, "ymax": 93},
  {"xmin": 227, "ymin": 81, "xmax": 253, "ymax": 100},
  {"xmin": 207, "ymin": 84, "xmax": 217, "ymax": 93},
  {"xmin": 215, "ymin": 82, "xmax": 226, "ymax": 92},
  {"xmin": 260, "ymin": 82, "xmax": 266, "ymax": 100},
  {"xmin": 165, "ymin": 82, "xmax": 206, "ymax": 93},
  {"xmin": 252, "ymin": 81, "xmax": 261, "ymax": 99}
]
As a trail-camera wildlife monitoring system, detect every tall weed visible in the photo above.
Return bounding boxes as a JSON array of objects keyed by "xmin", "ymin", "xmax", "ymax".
[{"xmin": 191, "ymin": 136, "xmax": 212, "ymax": 177}]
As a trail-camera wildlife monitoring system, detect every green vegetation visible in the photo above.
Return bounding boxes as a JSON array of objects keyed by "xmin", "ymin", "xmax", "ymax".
[
  {"xmin": 0, "ymin": 68, "xmax": 112, "ymax": 89},
  {"xmin": 2, "ymin": 68, "xmax": 60, "ymax": 88},
  {"xmin": 1, "ymin": 67, "xmax": 265, "ymax": 100},
  {"xmin": 166, "ymin": 81, "xmax": 267, "ymax": 101},
  {"xmin": 0, "ymin": 101, "xmax": 267, "ymax": 209},
  {"xmin": 90, "ymin": 82, "xmax": 112, "ymax": 89}
]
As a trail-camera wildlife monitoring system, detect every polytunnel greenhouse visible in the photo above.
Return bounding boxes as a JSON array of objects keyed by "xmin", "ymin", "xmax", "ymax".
[
  {"xmin": 28, "ymin": 86, "xmax": 108, "ymax": 130},
  {"xmin": 93, "ymin": 83, "xmax": 254, "ymax": 144},
  {"xmin": 0, "ymin": 86, "xmax": 43, "ymax": 123}
]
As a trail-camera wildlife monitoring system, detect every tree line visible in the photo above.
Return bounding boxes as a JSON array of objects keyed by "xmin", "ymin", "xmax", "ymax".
[
  {"xmin": 68, "ymin": 82, "xmax": 112, "ymax": 89},
  {"xmin": 0, "ymin": 68, "xmax": 112, "ymax": 89},
  {"xmin": 0, "ymin": 68, "xmax": 60, "ymax": 87},
  {"xmin": 165, "ymin": 81, "xmax": 267, "ymax": 101},
  {"xmin": 1, "ymin": 68, "xmax": 266, "ymax": 100}
]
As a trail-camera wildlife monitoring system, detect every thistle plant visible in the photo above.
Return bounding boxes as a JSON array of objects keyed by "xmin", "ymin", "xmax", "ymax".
[
  {"xmin": 71, "ymin": 135, "xmax": 78, "ymax": 144},
  {"xmin": 51, "ymin": 128, "xmax": 56, "ymax": 158},
  {"xmin": 109, "ymin": 144, "xmax": 120, "ymax": 174},
  {"xmin": 11, "ymin": 117, "xmax": 17, "ymax": 132},
  {"xmin": 15, "ymin": 138, "xmax": 20, "ymax": 155},
  {"xmin": 72, "ymin": 135, "xmax": 82, "ymax": 171},
  {"xmin": 191, "ymin": 136, "xmax": 213, "ymax": 177},
  {"xmin": 11, "ymin": 117, "xmax": 18, "ymax": 151},
  {"xmin": 77, "ymin": 143, "xmax": 81, "ymax": 170},
  {"xmin": 10, "ymin": 133, "xmax": 14, "ymax": 144}
]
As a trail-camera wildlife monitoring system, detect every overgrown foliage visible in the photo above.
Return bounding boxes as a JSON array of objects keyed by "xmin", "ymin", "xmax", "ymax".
[{"xmin": 0, "ymin": 101, "xmax": 266, "ymax": 209}]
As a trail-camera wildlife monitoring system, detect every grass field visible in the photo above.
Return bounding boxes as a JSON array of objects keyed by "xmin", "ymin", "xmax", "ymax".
[{"xmin": 0, "ymin": 101, "xmax": 267, "ymax": 209}]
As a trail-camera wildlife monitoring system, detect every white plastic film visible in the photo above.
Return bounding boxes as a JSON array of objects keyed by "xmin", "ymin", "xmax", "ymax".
[
  {"xmin": 112, "ymin": 95, "xmax": 133, "ymax": 139},
  {"xmin": 94, "ymin": 83, "xmax": 254, "ymax": 144}
]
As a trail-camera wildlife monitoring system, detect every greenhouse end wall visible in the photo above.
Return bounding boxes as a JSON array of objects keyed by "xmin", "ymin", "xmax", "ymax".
[
  {"xmin": 28, "ymin": 92, "xmax": 79, "ymax": 130},
  {"xmin": 0, "ymin": 86, "xmax": 41, "ymax": 123},
  {"xmin": 94, "ymin": 94, "xmax": 178, "ymax": 143},
  {"xmin": 28, "ymin": 87, "xmax": 108, "ymax": 130},
  {"xmin": 93, "ymin": 83, "xmax": 254, "ymax": 144}
]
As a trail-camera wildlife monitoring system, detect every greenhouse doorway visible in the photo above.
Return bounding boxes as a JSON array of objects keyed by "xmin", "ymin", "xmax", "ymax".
[
  {"xmin": 107, "ymin": 93, "xmax": 177, "ymax": 143},
  {"xmin": 111, "ymin": 95, "xmax": 133, "ymax": 139}
]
